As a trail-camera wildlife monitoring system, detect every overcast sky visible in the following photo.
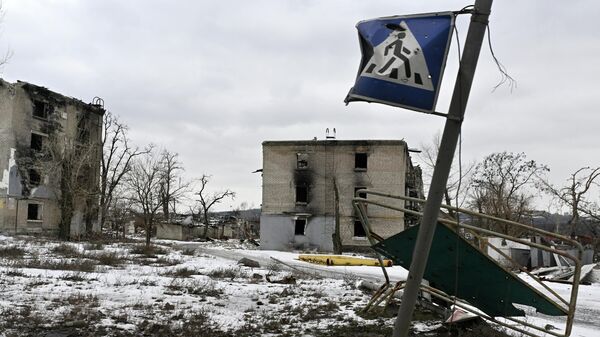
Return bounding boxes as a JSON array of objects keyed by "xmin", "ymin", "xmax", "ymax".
[{"xmin": 1, "ymin": 0, "xmax": 598, "ymax": 212}]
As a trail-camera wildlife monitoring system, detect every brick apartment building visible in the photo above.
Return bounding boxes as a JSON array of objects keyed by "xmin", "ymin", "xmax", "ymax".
[{"xmin": 260, "ymin": 138, "xmax": 423, "ymax": 251}]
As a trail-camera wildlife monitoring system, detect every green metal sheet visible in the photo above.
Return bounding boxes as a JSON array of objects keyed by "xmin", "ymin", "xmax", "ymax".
[{"xmin": 372, "ymin": 223, "xmax": 566, "ymax": 317}]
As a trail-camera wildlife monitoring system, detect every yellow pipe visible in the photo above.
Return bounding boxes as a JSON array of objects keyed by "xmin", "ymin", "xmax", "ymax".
[{"xmin": 298, "ymin": 254, "xmax": 393, "ymax": 267}]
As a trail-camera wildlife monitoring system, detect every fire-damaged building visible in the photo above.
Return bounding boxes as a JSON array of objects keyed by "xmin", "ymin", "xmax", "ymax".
[
  {"xmin": 0, "ymin": 79, "xmax": 104, "ymax": 237},
  {"xmin": 260, "ymin": 138, "xmax": 423, "ymax": 251}
]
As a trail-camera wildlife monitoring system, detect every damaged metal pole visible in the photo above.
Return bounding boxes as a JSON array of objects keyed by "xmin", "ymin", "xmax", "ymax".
[{"xmin": 392, "ymin": 1, "xmax": 493, "ymax": 337}]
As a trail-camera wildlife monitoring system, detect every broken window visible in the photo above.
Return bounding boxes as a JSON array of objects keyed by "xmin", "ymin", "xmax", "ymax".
[
  {"xmin": 354, "ymin": 219, "xmax": 366, "ymax": 237},
  {"xmin": 296, "ymin": 153, "xmax": 308, "ymax": 169},
  {"xmin": 295, "ymin": 219, "xmax": 306, "ymax": 236},
  {"xmin": 29, "ymin": 169, "xmax": 41, "ymax": 186},
  {"xmin": 296, "ymin": 185, "xmax": 308, "ymax": 204},
  {"xmin": 30, "ymin": 133, "xmax": 44, "ymax": 151},
  {"xmin": 27, "ymin": 203, "xmax": 42, "ymax": 221},
  {"xmin": 77, "ymin": 114, "xmax": 90, "ymax": 143},
  {"xmin": 355, "ymin": 153, "xmax": 368, "ymax": 170},
  {"xmin": 33, "ymin": 101, "xmax": 53, "ymax": 119}
]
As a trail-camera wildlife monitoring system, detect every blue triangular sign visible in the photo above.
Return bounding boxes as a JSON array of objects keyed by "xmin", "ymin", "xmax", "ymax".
[{"xmin": 345, "ymin": 12, "xmax": 455, "ymax": 113}]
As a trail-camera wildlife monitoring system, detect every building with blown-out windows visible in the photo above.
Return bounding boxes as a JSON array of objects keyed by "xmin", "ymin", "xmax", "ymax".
[
  {"xmin": 260, "ymin": 137, "xmax": 423, "ymax": 251},
  {"xmin": 0, "ymin": 78, "xmax": 104, "ymax": 236}
]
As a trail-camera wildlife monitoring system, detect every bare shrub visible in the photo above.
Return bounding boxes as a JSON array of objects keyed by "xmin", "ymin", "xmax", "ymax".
[
  {"xmin": 66, "ymin": 293, "xmax": 99, "ymax": 306},
  {"xmin": 138, "ymin": 278, "xmax": 158, "ymax": 286},
  {"xmin": 302, "ymin": 301, "xmax": 339, "ymax": 321},
  {"xmin": 83, "ymin": 242, "xmax": 105, "ymax": 251},
  {"xmin": 130, "ymin": 244, "xmax": 168, "ymax": 256},
  {"xmin": 0, "ymin": 246, "xmax": 25, "ymax": 259},
  {"xmin": 4, "ymin": 268, "xmax": 25, "ymax": 277},
  {"xmin": 208, "ymin": 267, "xmax": 247, "ymax": 279},
  {"xmin": 60, "ymin": 272, "xmax": 87, "ymax": 282},
  {"xmin": 186, "ymin": 279, "xmax": 223, "ymax": 297},
  {"xmin": 14, "ymin": 258, "xmax": 96, "ymax": 272},
  {"xmin": 180, "ymin": 248, "xmax": 196, "ymax": 256},
  {"xmin": 266, "ymin": 261, "xmax": 281, "ymax": 275},
  {"xmin": 163, "ymin": 267, "xmax": 197, "ymax": 278},
  {"xmin": 93, "ymin": 252, "xmax": 125, "ymax": 266},
  {"xmin": 166, "ymin": 279, "xmax": 223, "ymax": 297},
  {"xmin": 51, "ymin": 244, "xmax": 82, "ymax": 258},
  {"xmin": 155, "ymin": 257, "xmax": 181, "ymax": 266}
]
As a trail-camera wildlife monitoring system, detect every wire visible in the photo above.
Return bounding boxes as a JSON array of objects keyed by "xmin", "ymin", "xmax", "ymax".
[
  {"xmin": 487, "ymin": 24, "xmax": 517, "ymax": 92},
  {"xmin": 454, "ymin": 4, "xmax": 474, "ymax": 15}
]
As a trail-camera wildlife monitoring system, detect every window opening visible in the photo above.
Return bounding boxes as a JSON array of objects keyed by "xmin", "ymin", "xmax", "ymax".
[
  {"xmin": 30, "ymin": 133, "xmax": 44, "ymax": 151},
  {"xmin": 33, "ymin": 101, "xmax": 52, "ymax": 119},
  {"xmin": 77, "ymin": 114, "xmax": 90, "ymax": 143},
  {"xmin": 29, "ymin": 169, "xmax": 41, "ymax": 186},
  {"xmin": 295, "ymin": 219, "xmax": 306, "ymax": 235},
  {"xmin": 27, "ymin": 203, "xmax": 42, "ymax": 221},
  {"xmin": 354, "ymin": 219, "xmax": 366, "ymax": 237},
  {"xmin": 355, "ymin": 153, "xmax": 368, "ymax": 170},
  {"xmin": 296, "ymin": 185, "xmax": 308, "ymax": 203},
  {"xmin": 297, "ymin": 153, "xmax": 309, "ymax": 169}
]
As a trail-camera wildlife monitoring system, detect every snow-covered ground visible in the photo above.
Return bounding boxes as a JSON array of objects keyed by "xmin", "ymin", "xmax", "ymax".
[
  {"xmin": 1, "ymin": 234, "xmax": 598, "ymax": 337},
  {"xmin": 176, "ymin": 240, "xmax": 600, "ymax": 337},
  {"xmin": 0, "ymin": 235, "xmax": 435, "ymax": 337}
]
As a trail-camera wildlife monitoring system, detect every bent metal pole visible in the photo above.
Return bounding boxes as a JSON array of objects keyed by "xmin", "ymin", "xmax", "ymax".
[{"xmin": 392, "ymin": 1, "xmax": 493, "ymax": 337}]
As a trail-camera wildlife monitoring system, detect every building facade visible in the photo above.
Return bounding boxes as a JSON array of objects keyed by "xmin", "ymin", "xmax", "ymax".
[
  {"xmin": 0, "ymin": 79, "xmax": 104, "ymax": 236},
  {"xmin": 260, "ymin": 139, "xmax": 423, "ymax": 251}
]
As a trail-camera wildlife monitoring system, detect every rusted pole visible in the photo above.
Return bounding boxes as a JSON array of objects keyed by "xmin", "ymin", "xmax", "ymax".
[{"xmin": 392, "ymin": 1, "xmax": 493, "ymax": 336}]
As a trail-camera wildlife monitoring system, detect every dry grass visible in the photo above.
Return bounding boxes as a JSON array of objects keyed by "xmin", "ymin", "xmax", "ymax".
[
  {"xmin": 163, "ymin": 267, "xmax": 198, "ymax": 278},
  {"xmin": 82, "ymin": 242, "xmax": 105, "ymax": 251},
  {"xmin": 92, "ymin": 252, "xmax": 125, "ymax": 266},
  {"xmin": 51, "ymin": 244, "xmax": 82, "ymax": 258},
  {"xmin": 130, "ymin": 244, "xmax": 169, "ymax": 257},
  {"xmin": 0, "ymin": 246, "xmax": 25, "ymax": 258},
  {"xmin": 165, "ymin": 279, "xmax": 223, "ymax": 298},
  {"xmin": 11, "ymin": 257, "xmax": 96, "ymax": 272},
  {"xmin": 208, "ymin": 266, "xmax": 247, "ymax": 279}
]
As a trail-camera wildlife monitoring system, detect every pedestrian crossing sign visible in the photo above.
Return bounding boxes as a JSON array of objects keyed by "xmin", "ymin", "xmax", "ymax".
[{"xmin": 345, "ymin": 12, "xmax": 455, "ymax": 113}]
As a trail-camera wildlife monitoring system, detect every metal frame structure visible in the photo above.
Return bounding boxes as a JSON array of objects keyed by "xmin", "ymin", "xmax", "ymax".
[{"xmin": 352, "ymin": 189, "xmax": 583, "ymax": 337}]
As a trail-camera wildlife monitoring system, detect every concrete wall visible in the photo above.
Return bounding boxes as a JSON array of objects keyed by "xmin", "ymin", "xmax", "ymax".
[
  {"xmin": 157, "ymin": 223, "xmax": 237, "ymax": 241},
  {"xmin": 261, "ymin": 140, "xmax": 415, "ymax": 251},
  {"xmin": 157, "ymin": 223, "xmax": 187, "ymax": 240},
  {"xmin": 0, "ymin": 79, "xmax": 104, "ymax": 236},
  {"xmin": 260, "ymin": 214, "xmax": 334, "ymax": 251}
]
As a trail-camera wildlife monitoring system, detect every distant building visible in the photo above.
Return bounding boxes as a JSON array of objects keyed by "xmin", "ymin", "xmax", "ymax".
[
  {"xmin": 0, "ymin": 79, "xmax": 104, "ymax": 236},
  {"xmin": 260, "ymin": 138, "xmax": 423, "ymax": 251}
]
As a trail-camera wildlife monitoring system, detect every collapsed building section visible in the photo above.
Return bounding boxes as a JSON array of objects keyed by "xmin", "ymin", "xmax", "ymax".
[{"xmin": 0, "ymin": 78, "xmax": 104, "ymax": 236}]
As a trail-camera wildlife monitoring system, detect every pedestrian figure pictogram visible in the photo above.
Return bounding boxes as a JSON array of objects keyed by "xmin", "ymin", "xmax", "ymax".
[
  {"xmin": 361, "ymin": 21, "xmax": 434, "ymax": 91},
  {"xmin": 346, "ymin": 13, "xmax": 454, "ymax": 112}
]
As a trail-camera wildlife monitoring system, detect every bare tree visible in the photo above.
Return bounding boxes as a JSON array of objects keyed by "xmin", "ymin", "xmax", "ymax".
[
  {"xmin": 0, "ymin": 3, "xmax": 12, "ymax": 70},
  {"xmin": 192, "ymin": 174, "xmax": 235, "ymax": 239},
  {"xmin": 542, "ymin": 166, "xmax": 600, "ymax": 235},
  {"xmin": 158, "ymin": 150, "xmax": 189, "ymax": 222},
  {"xmin": 108, "ymin": 193, "xmax": 133, "ymax": 239},
  {"xmin": 99, "ymin": 112, "xmax": 150, "ymax": 231},
  {"xmin": 126, "ymin": 152, "xmax": 163, "ymax": 247},
  {"xmin": 35, "ymin": 112, "xmax": 101, "ymax": 239},
  {"xmin": 418, "ymin": 133, "xmax": 474, "ymax": 217},
  {"xmin": 469, "ymin": 152, "xmax": 548, "ymax": 236}
]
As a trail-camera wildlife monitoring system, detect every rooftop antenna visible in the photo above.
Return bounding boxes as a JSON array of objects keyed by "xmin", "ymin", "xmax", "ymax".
[{"xmin": 326, "ymin": 127, "xmax": 336, "ymax": 139}]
